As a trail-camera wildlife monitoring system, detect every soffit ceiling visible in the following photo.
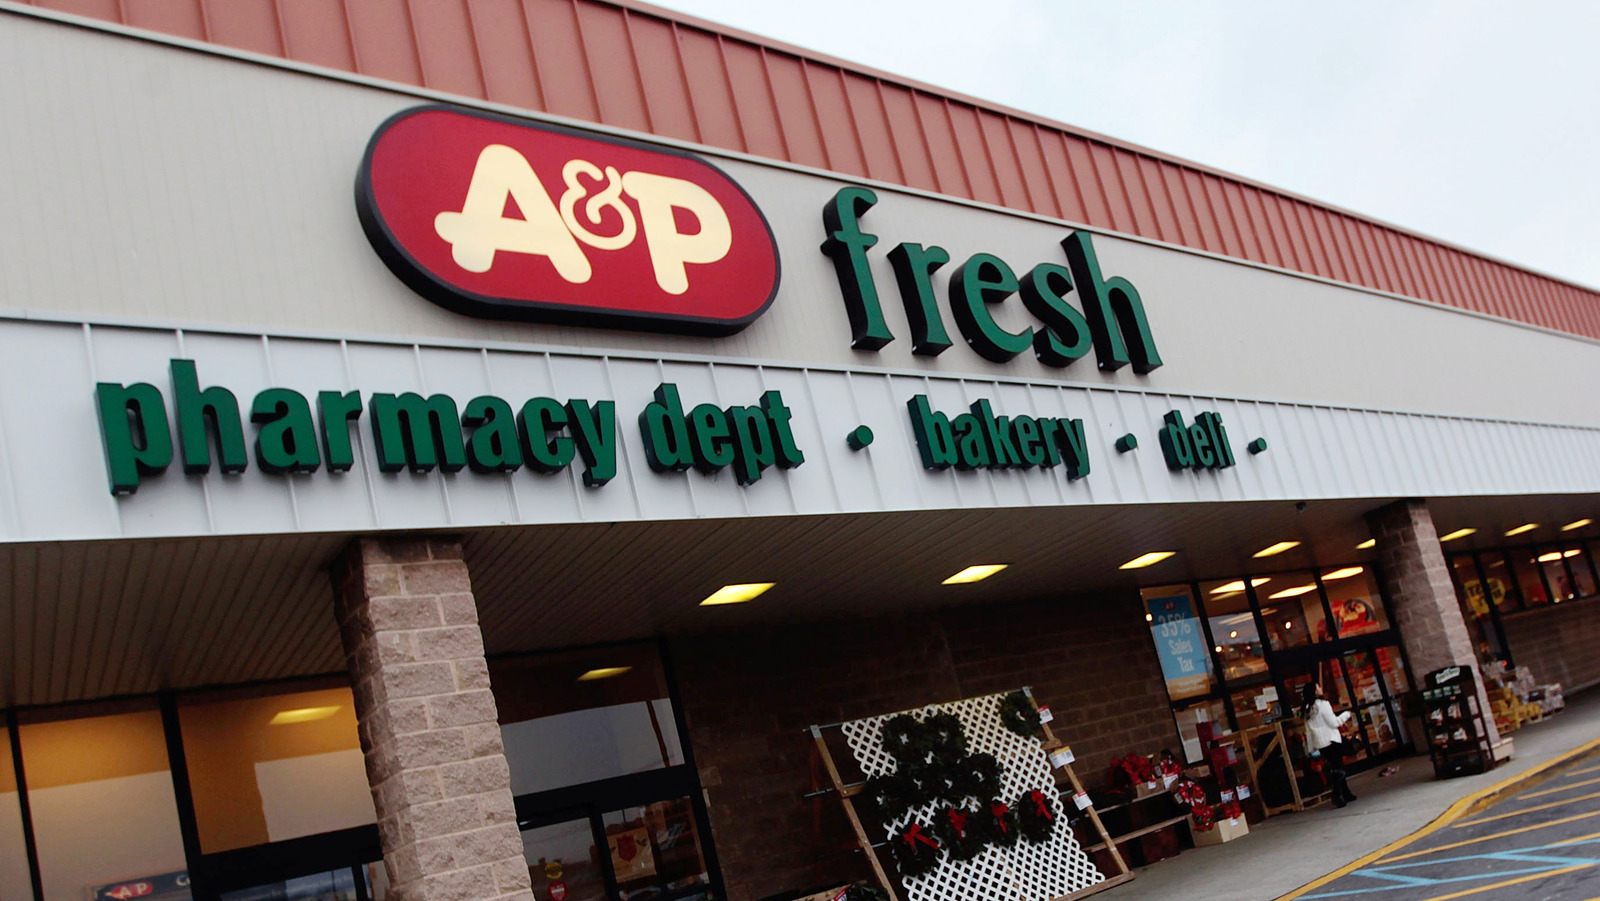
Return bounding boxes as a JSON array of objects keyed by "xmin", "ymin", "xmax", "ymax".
[{"xmin": 1, "ymin": 493, "xmax": 1596, "ymax": 707}]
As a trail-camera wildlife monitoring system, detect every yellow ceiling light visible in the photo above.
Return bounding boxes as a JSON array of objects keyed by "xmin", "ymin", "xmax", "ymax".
[
  {"xmin": 1356, "ymin": 539, "xmax": 1376, "ymax": 550},
  {"xmin": 1564, "ymin": 549, "xmax": 1583, "ymax": 558},
  {"xmin": 1268, "ymin": 584, "xmax": 1319, "ymax": 599},
  {"xmin": 1439, "ymin": 528, "xmax": 1477, "ymax": 542},
  {"xmin": 1253, "ymin": 541, "xmax": 1301, "ymax": 558},
  {"xmin": 1210, "ymin": 578, "xmax": 1271, "ymax": 594},
  {"xmin": 269, "ymin": 706, "xmax": 340, "ymax": 726},
  {"xmin": 1145, "ymin": 613, "xmax": 1154, "ymax": 622},
  {"xmin": 1562, "ymin": 519, "xmax": 1593, "ymax": 531},
  {"xmin": 700, "ymin": 582, "xmax": 775, "ymax": 606},
  {"xmin": 1537, "ymin": 552, "xmax": 1563, "ymax": 563},
  {"xmin": 1119, "ymin": 552, "xmax": 1176, "ymax": 570},
  {"xmin": 577, "ymin": 666, "xmax": 633, "ymax": 681},
  {"xmin": 943, "ymin": 564, "xmax": 1009, "ymax": 584},
  {"xmin": 1505, "ymin": 523, "xmax": 1539, "ymax": 537},
  {"xmin": 1321, "ymin": 566, "xmax": 1365, "ymax": 580}
]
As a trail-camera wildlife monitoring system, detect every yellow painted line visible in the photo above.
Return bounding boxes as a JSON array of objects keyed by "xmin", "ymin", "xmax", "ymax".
[
  {"xmin": 1453, "ymin": 790, "xmax": 1600, "ymax": 828},
  {"xmin": 1521, "ymin": 774, "xmax": 1600, "ymax": 799},
  {"xmin": 1567, "ymin": 762, "xmax": 1600, "ymax": 777},
  {"xmin": 1382, "ymin": 811, "xmax": 1600, "ymax": 862},
  {"xmin": 1548, "ymin": 828, "xmax": 1600, "ymax": 848},
  {"xmin": 1413, "ymin": 863, "xmax": 1596, "ymax": 901},
  {"xmin": 1272, "ymin": 735, "xmax": 1600, "ymax": 901}
]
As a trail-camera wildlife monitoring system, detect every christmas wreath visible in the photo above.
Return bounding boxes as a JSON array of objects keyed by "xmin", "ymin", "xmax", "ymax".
[
  {"xmin": 932, "ymin": 805, "xmax": 988, "ymax": 861},
  {"xmin": 843, "ymin": 883, "xmax": 888, "ymax": 901},
  {"xmin": 1171, "ymin": 779, "xmax": 1207, "ymax": 808},
  {"xmin": 1015, "ymin": 788, "xmax": 1058, "ymax": 843},
  {"xmin": 888, "ymin": 821, "xmax": 942, "ymax": 877},
  {"xmin": 860, "ymin": 771, "xmax": 923, "ymax": 825},
  {"xmin": 997, "ymin": 691, "xmax": 1041, "ymax": 737},
  {"xmin": 881, "ymin": 712, "xmax": 968, "ymax": 768},
  {"xmin": 977, "ymin": 798, "xmax": 1019, "ymax": 847},
  {"xmin": 947, "ymin": 752, "xmax": 1003, "ymax": 801},
  {"xmin": 1189, "ymin": 803, "xmax": 1216, "ymax": 832}
]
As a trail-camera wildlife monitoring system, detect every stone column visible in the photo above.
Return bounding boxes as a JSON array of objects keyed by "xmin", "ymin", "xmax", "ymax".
[
  {"xmin": 332, "ymin": 535, "xmax": 533, "ymax": 901},
  {"xmin": 1365, "ymin": 499, "xmax": 1500, "ymax": 745}
]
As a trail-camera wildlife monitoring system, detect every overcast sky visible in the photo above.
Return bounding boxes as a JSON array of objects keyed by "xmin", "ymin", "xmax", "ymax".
[{"xmin": 647, "ymin": 0, "xmax": 1600, "ymax": 291}]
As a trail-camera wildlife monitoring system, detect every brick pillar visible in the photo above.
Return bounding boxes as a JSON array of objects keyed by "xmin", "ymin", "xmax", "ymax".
[
  {"xmin": 1365, "ymin": 499, "xmax": 1500, "ymax": 745},
  {"xmin": 332, "ymin": 536, "xmax": 533, "ymax": 901}
]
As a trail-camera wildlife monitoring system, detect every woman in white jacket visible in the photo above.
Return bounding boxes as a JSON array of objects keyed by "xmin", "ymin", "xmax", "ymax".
[{"xmin": 1302, "ymin": 683, "xmax": 1358, "ymax": 808}]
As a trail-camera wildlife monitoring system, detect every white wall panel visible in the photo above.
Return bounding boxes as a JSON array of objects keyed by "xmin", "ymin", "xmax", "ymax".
[
  {"xmin": 1, "ymin": 15, "xmax": 1599, "ymax": 434},
  {"xmin": 0, "ymin": 317, "xmax": 1596, "ymax": 543}
]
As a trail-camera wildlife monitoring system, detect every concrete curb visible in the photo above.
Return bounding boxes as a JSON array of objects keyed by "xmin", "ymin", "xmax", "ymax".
[{"xmin": 1271, "ymin": 735, "xmax": 1600, "ymax": 901}]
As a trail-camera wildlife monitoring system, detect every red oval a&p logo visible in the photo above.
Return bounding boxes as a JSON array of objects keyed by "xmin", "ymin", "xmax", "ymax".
[{"xmin": 356, "ymin": 105, "xmax": 780, "ymax": 336}]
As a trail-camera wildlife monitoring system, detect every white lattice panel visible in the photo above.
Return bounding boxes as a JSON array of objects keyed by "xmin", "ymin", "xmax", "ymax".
[{"xmin": 840, "ymin": 692, "xmax": 1104, "ymax": 901}]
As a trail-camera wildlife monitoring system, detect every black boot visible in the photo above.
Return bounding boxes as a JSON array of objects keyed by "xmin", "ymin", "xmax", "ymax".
[{"xmin": 1329, "ymin": 768, "xmax": 1354, "ymax": 806}]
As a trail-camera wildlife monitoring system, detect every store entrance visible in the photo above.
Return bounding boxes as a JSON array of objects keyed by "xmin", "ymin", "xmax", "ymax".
[{"xmin": 490, "ymin": 643, "xmax": 722, "ymax": 901}]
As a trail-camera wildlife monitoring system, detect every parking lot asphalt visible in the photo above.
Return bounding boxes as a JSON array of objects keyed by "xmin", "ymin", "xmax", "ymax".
[{"xmin": 1299, "ymin": 753, "xmax": 1600, "ymax": 900}]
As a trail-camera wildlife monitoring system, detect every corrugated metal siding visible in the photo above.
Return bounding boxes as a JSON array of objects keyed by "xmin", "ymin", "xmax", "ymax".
[{"xmin": 16, "ymin": 0, "xmax": 1600, "ymax": 338}]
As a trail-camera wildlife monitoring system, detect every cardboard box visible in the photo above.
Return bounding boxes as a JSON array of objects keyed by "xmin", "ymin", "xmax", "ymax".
[
  {"xmin": 1134, "ymin": 780, "xmax": 1164, "ymax": 799},
  {"xmin": 1190, "ymin": 815, "xmax": 1250, "ymax": 846}
]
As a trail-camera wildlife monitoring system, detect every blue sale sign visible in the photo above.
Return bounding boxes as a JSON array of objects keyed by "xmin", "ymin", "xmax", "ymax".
[{"xmin": 1146, "ymin": 593, "xmax": 1212, "ymax": 700}]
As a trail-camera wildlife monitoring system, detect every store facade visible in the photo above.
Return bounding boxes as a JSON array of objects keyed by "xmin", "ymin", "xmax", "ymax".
[{"xmin": 1, "ymin": 3, "xmax": 1599, "ymax": 901}]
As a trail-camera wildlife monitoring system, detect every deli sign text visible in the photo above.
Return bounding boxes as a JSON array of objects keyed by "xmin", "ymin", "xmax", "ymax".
[{"xmin": 357, "ymin": 106, "xmax": 781, "ymax": 336}]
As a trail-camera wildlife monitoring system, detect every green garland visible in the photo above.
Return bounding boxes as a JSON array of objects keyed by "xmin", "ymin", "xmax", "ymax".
[{"xmin": 998, "ymin": 691, "xmax": 1042, "ymax": 738}]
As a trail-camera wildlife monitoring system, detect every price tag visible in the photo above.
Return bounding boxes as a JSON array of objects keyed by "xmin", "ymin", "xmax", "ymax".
[
  {"xmin": 1162, "ymin": 773, "xmax": 1178, "ymax": 788},
  {"xmin": 1037, "ymin": 706, "xmax": 1054, "ymax": 724},
  {"xmin": 1072, "ymin": 791, "xmax": 1093, "ymax": 810},
  {"xmin": 1236, "ymin": 785, "xmax": 1252, "ymax": 799},
  {"xmin": 1229, "ymin": 818, "xmax": 1240, "ymax": 827},
  {"xmin": 1049, "ymin": 748, "xmax": 1076, "ymax": 768},
  {"xmin": 1220, "ymin": 789, "xmax": 1236, "ymax": 802}
]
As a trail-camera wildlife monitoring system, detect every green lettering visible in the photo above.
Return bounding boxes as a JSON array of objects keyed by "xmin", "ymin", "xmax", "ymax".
[
  {"xmin": 462, "ymin": 396, "xmax": 522, "ymax": 473},
  {"xmin": 689, "ymin": 403, "xmax": 734, "ymax": 472},
  {"xmin": 171, "ymin": 359, "xmax": 247, "ymax": 475},
  {"xmin": 887, "ymin": 242, "xmax": 952, "ymax": 355},
  {"xmin": 317, "ymin": 390, "xmax": 363, "ymax": 473},
  {"xmin": 95, "ymin": 381, "xmax": 172, "ymax": 495},
  {"xmin": 1020, "ymin": 263, "xmax": 1093, "ymax": 367},
  {"xmin": 369, "ymin": 393, "xmax": 466, "ymax": 473},
  {"xmin": 518, "ymin": 397, "xmax": 573, "ymax": 472},
  {"xmin": 251, "ymin": 388, "xmax": 320, "ymax": 474},
  {"xmin": 566, "ymin": 399, "xmax": 616, "ymax": 487},
  {"xmin": 821, "ymin": 187, "xmax": 891, "ymax": 350}
]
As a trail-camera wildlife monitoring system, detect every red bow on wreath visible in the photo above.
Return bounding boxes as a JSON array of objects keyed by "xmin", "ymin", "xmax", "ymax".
[
  {"xmin": 1028, "ymin": 789, "xmax": 1053, "ymax": 820},
  {"xmin": 946, "ymin": 809, "xmax": 969, "ymax": 839},
  {"xmin": 901, "ymin": 823, "xmax": 940, "ymax": 850},
  {"xmin": 991, "ymin": 801, "xmax": 1011, "ymax": 833}
]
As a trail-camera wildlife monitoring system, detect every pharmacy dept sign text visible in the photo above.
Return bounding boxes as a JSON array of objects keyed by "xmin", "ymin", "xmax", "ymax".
[{"xmin": 357, "ymin": 106, "xmax": 780, "ymax": 336}]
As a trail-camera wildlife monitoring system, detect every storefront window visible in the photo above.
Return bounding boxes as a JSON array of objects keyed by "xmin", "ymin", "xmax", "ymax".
[
  {"xmin": 1142, "ymin": 586, "xmax": 1215, "ymax": 701},
  {"xmin": 1511, "ymin": 549, "xmax": 1551, "ymax": 606},
  {"xmin": 602, "ymin": 798, "xmax": 712, "ymax": 901},
  {"xmin": 220, "ymin": 868, "xmax": 373, "ymax": 901},
  {"xmin": 1375, "ymin": 646, "xmax": 1410, "ymax": 696},
  {"xmin": 178, "ymin": 685, "xmax": 375, "ymax": 853},
  {"xmin": 1357, "ymin": 703, "xmax": 1399, "ymax": 756},
  {"xmin": 491, "ymin": 645, "xmax": 686, "ymax": 797},
  {"xmin": 1253, "ymin": 572, "xmax": 1328, "ymax": 650},
  {"xmin": 1449, "ymin": 555, "xmax": 1500, "ymax": 620},
  {"xmin": 1226, "ymin": 682, "xmax": 1283, "ymax": 732},
  {"xmin": 0, "ymin": 726, "xmax": 32, "ymax": 901},
  {"xmin": 1172, "ymin": 699, "xmax": 1228, "ymax": 763},
  {"xmin": 1199, "ymin": 580, "xmax": 1268, "ymax": 680},
  {"xmin": 524, "ymin": 818, "xmax": 606, "ymax": 901},
  {"xmin": 1538, "ymin": 546, "xmax": 1581, "ymax": 602},
  {"xmin": 17, "ymin": 707, "xmax": 190, "ymax": 901},
  {"xmin": 1322, "ymin": 567, "xmax": 1390, "ymax": 637},
  {"xmin": 1564, "ymin": 546, "xmax": 1597, "ymax": 598}
]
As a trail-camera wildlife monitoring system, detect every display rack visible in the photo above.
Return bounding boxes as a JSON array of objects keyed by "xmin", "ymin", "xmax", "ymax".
[
  {"xmin": 807, "ymin": 689, "xmax": 1133, "ymax": 901},
  {"xmin": 1222, "ymin": 720, "xmax": 1330, "ymax": 816},
  {"xmin": 1421, "ymin": 666, "xmax": 1493, "ymax": 778}
]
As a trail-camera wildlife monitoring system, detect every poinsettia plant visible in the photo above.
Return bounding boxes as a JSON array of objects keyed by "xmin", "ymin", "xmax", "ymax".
[
  {"xmin": 1171, "ymin": 779, "xmax": 1208, "ymax": 808},
  {"xmin": 1189, "ymin": 802, "xmax": 1217, "ymax": 832},
  {"xmin": 1218, "ymin": 800, "xmax": 1244, "ymax": 821},
  {"xmin": 1109, "ymin": 753, "xmax": 1156, "ymax": 786},
  {"xmin": 1157, "ymin": 752, "xmax": 1183, "ymax": 778}
]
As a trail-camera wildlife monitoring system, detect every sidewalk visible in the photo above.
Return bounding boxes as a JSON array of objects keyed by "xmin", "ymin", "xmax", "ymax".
[{"xmin": 1107, "ymin": 688, "xmax": 1600, "ymax": 901}]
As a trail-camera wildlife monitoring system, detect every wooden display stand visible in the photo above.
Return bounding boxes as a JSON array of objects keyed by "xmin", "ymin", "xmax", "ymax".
[
  {"xmin": 807, "ymin": 690, "xmax": 1133, "ymax": 901},
  {"xmin": 1214, "ymin": 719, "xmax": 1329, "ymax": 816}
]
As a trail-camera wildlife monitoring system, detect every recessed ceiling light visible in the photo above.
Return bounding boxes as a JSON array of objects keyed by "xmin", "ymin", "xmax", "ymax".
[
  {"xmin": 1209, "ymin": 578, "xmax": 1271, "ymax": 594},
  {"xmin": 1120, "ymin": 552, "xmax": 1176, "ymax": 570},
  {"xmin": 1439, "ymin": 528, "xmax": 1477, "ymax": 542},
  {"xmin": 1253, "ymin": 541, "xmax": 1301, "ymax": 558},
  {"xmin": 1563, "ymin": 549, "xmax": 1583, "ymax": 558},
  {"xmin": 700, "ymin": 582, "xmax": 775, "ymax": 606},
  {"xmin": 1268, "ymin": 584, "xmax": 1319, "ymax": 599},
  {"xmin": 1145, "ymin": 613, "xmax": 1154, "ymax": 622},
  {"xmin": 577, "ymin": 666, "xmax": 633, "ymax": 681},
  {"xmin": 269, "ymin": 706, "xmax": 340, "ymax": 726},
  {"xmin": 1322, "ymin": 566, "xmax": 1364, "ymax": 580},
  {"xmin": 943, "ymin": 564, "xmax": 1008, "ymax": 584},
  {"xmin": 1537, "ymin": 552, "xmax": 1563, "ymax": 563},
  {"xmin": 1505, "ymin": 523, "xmax": 1539, "ymax": 537},
  {"xmin": 1356, "ymin": 539, "xmax": 1376, "ymax": 550},
  {"xmin": 1562, "ymin": 519, "xmax": 1593, "ymax": 532}
]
